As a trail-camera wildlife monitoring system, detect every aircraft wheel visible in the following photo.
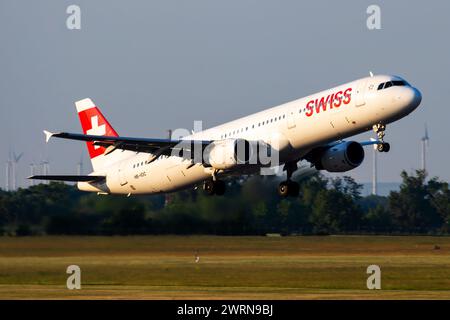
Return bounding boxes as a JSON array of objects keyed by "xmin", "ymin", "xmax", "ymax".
[
  {"xmin": 203, "ymin": 180, "xmax": 216, "ymax": 195},
  {"xmin": 278, "ymin": 181, "xmax": 290, "ymax": 197},
  {"xmin": 214, "ymin": 180, "xmax": 226, "ymax": 196},
  {"xmin": 377, "ymin": 142, "xmax": 391, "ymax": 153},
  {"xmin": 279, "ymin": 181, "xmax": 299, "ymax": 197}
]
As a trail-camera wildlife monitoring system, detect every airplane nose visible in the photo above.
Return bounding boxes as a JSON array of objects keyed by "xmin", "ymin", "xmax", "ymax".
[
  {"xmin": 411, "ymin": 87, "xmax": 422, "ymax": 108},
  {"xmin": 404, "ymin": 87, "xmax": 422, "ymax": 110}
]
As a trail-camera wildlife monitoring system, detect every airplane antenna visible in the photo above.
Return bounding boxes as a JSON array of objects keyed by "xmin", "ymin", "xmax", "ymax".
[
  {"xmin": 369, "ymin": 71, "xmax": 374, "ymax": 77},
  {"xmin": 421, "ymin": 123, "xmax": 430, "ymax": 173}
]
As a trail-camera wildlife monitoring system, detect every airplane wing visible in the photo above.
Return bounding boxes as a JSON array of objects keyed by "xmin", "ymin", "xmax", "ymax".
[
  {"xmin": 28, "ymin": 175, "xmax": 105, "ymax": 182},
  {"xmin": 44, "ymin": 130, "xmax": 212, "ymax": 155}
]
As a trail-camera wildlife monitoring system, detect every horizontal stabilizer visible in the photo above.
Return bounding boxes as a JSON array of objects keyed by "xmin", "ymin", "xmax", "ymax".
[
  {"xmin": 27, "ymin": 175, "xmax": 105, "ymax": 182},
  {"xmin": 43, "ymin": 130, "xmax": 54, "ymax": 143}
]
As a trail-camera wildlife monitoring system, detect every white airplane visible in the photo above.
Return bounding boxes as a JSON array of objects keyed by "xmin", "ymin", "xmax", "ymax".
[{"xmin": 29, "ymin": 74, "xmax": 421, "ymax": 197}]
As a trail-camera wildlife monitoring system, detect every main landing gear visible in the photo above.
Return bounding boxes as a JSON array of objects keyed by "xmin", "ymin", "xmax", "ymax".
[
  {"xmin": 278, "ymin": 162, "xmax": 300, "ymax": 197},
  {"xmin": 203, "ymin": 179, "xmax": 226, "ymax": 196},
  {"xmin": 203, "ymin": 170, "xmax": 226, "ymax": 196},
  {"xmin": 373, "ymin": 123, "xmax": 391, "ymax": 153}
]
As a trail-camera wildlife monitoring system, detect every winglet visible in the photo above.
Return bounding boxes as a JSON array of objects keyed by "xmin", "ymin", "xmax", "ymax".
[{"xmin": 43, "ymin": 130, "xmax": 54, "ymax": 143}]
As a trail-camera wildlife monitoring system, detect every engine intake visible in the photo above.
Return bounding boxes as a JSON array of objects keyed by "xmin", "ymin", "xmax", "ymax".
[{"xmin": 318, "ymin": 141, "xmax": 365, "ymax": 172}]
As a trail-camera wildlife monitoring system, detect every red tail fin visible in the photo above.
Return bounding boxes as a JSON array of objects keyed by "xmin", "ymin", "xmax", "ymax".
[{"xmin": 75, "ymin": 98, "xmax": 118, "ymax": 170}]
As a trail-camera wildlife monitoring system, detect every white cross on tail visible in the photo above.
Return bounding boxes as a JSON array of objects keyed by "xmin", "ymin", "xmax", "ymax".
[{"xmin": 86, "ymin": 116, "xmax": 106, "ymax": 149}]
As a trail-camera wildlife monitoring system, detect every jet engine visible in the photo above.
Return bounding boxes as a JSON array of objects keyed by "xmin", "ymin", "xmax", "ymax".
[
  {"xmin": 204, "ymin": 139, "xmax": 252, "ymax": 170},
  {"xmin": 315, "ymin": 141, "xmax": 365, "ymax": 172}
]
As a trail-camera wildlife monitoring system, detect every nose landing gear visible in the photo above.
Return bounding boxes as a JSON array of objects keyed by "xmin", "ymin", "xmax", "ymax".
[
  {"xmin": 373, "ymin": 123, "xmax": 391, "ymax": 153},
  {"xmin": 278, "ymin": 161, "xmax": 300, "ymax": 197}
]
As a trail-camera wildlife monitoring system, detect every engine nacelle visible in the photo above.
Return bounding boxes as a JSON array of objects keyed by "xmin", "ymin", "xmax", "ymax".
[
  {"xmin": 204, "ymin": 139, "xmax": 251, "ymax": 170},
  {"xmin": 319, "ymin": 141, "xmax": 365, "ymax": 172}
]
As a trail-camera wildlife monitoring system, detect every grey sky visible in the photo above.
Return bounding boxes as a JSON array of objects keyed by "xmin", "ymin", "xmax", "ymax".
[{"xmin": 1, "ymin": 0, "xmax": 449, "ymax": 189}]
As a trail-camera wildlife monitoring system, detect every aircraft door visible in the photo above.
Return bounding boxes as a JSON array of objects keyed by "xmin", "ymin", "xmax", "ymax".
[
  {"xmin": 118, "ymin": 162, "xmax": 128, "ymax": 186},
  {"xmin": 355, "ymin": 79, "xmax": 367, "ymax": 107},
  {"xmin": 286, "ymin": 109, "xmax": 296, "ymax": 129}
]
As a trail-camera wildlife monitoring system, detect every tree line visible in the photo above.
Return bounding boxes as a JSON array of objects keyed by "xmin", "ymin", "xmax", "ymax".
[{"xmin": 0, "ymin": 170, "xmax": 449, "ymax": 236}]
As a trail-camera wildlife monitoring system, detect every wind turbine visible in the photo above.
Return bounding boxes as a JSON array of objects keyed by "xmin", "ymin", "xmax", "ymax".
[
  {"xmin": 12, "ymin": 151, "xmax": 23, "ymax": 190},
  {"xmin": 40, "ymin": 153, "xmax": 50, "ymax": 185},
  {"xmin": 76, "ymin": 150, "xmax": 84, "ymax": 175},
  {"xmin": 40, "ymin": 143, "xmax": 50, "ymax": 184},
  {"xmin": 29, "ymin": 160, "xmax": 37, "ymax": 187},
  {"xmin": 5, "ymin": 158, "xmax": 12, "ymax": 191},
  {"xmin": 421, "ymin": 124, "xmax": 430, "ymax": 172}
]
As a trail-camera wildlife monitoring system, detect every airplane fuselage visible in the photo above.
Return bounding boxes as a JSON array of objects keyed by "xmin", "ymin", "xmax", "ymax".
[{"xmin": 77, "ymin": 74, "xmax": 421, "ymax": 195}]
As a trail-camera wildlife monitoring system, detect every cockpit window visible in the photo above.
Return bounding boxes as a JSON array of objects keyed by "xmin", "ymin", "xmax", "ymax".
[
  {"xmin": 392, "ymin": 80, "xmax": 407, "ymax": 86},
  {"xmin": 377, "ymin": 80, "xmax": 408, "ymax": 91}
]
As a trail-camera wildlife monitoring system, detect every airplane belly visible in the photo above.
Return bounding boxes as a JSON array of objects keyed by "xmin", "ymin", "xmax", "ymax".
[
  {"xmin": 291, "ymin": 114, "xmax": 336, "ymax": 149},
  {"xmin": 139, "ymin": 158, "xmax": 210, "ymax": 193}
]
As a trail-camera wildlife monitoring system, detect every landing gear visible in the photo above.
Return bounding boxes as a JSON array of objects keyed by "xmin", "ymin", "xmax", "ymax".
[
  {"xmin": 214, "ymin": 180, "xmax": 226, "ymax": 195},
  {"xmin": 203, "ymin": 179, "xmax": 226, "ymax": 196},
  {"xmin": 373, "ymin": 123, "xmax": 391, "ymax": 153},
  {"xmin": 278, "ymin": 161, "xmax": 300, "ymax": 197},
  {"xmin": 377, "ymin": 142, "xmax": 390, "ymax": 153},
  {"xmin": 278, "ymin": 180, "xmax": 300, "ymax": 197}
]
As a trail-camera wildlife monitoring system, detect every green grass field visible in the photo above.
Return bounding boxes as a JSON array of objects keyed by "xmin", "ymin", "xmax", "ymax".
[{"xmin": 0, "ymin": 235, "xmax": 449, "ymax": 299}]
